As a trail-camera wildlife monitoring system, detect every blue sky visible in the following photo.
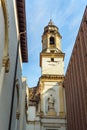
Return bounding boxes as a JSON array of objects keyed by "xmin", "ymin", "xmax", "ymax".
[{"xmin": 23, "ymin": 0, "xmax": 87, "ymax": 87}]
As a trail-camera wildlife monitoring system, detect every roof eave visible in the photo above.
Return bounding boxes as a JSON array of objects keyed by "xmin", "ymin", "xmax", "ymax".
[{"xmin": 16, "ymin": 0, "xmax": 28, "ymax": 62}]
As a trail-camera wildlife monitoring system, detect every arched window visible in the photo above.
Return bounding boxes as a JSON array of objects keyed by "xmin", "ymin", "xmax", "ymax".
[{"xmin": 50, "ymin": 37, "xmax": 55, "ymax": 45}]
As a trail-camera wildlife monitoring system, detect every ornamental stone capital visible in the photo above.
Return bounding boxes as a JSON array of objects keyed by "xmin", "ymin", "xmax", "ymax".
[{"xmin": 2, "ymin": 56, "xmax": 10, "ymax": 73}]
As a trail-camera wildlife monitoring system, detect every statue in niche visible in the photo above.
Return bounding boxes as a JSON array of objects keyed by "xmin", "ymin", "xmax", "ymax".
[{"xmin": 48, "ymin": 94, "xmax": 55, "ymax": 111}]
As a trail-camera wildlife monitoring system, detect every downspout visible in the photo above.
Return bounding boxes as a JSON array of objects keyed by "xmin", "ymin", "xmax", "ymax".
[{"xmin": 8, "ymin": 31, "xmax": 26, "ymax": 130}]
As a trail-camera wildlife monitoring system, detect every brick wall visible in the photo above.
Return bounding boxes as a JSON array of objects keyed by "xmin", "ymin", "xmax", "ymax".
[{"xmin": 64, "ymin": 6, "xmax": 87, "ymax": 130}]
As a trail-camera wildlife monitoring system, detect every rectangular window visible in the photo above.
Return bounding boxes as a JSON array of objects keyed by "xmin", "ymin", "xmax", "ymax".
[{"xmin": 51, "ymin": 58, "xmax": 54, "ymax": 62}]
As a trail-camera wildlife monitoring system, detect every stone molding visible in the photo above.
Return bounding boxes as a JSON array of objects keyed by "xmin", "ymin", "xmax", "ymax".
[
  {"xmin": 59, "ymin": 112, "xmax": 66, "ymax": 118},
  {"xmin": 2, "ymin": 56, "xmax": 10, "ymax": 73},
  {"xmin": 16, "ymin": 111, "xmax": 20, "ymax": 120},
  {"xmin": 41, "ymin": 75, "xmax": 64, "ymax": 80}
]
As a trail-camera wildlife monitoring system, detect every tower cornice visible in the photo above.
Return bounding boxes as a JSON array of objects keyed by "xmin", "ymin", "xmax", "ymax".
[
  {"xmin": 40, "ymin": 74, "xmax": 64, "ymax": 82},
  {"xmin": 42, "ymin": 31, "xmax": 62, "ymax": 39}
]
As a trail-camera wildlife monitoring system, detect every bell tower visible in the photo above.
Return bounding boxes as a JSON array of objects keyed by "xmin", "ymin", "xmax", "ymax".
[
  {"xmin": 41, "ymin": 19, "xmax": 62, "ymax": 52},
  {"xmin": 39, "ymin": 20, "xmax": 66, "ymax": 119},
  {"xmin": 27, "ymin": 20, "xmax": 66, "ymax": 130},
  {"xmin": 40, "ymin": 19, "xmax": 65, "ymax": 76}
]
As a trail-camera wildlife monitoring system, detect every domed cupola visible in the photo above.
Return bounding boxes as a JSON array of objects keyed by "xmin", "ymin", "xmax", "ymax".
[{"xmin": 42, "ymin": 19, "xmax": 62, "ymax": 52}]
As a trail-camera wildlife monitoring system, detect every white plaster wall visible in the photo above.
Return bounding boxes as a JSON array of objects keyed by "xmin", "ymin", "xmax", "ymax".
[
  {"xmin": 11, "ymin": 44, "xmax": 23, "ymax": 130},
  {"xmin": 26, "ymin": 123, "xmax": 35, "ymax": 130},
  {"xmin": 27, "ymin": 119, "xmax": 66, "ymax": 130},
  {"xmin": 0, "ymin": 0, "xmax": 23, "ymax": 130},
  {"xmin": 0, "ymin": 2, "xmax": 5, "ymax": 72},
  {"xmin": 42, "ymin": 57, "xmax": 64, "ymax": 75},
  {"xmin": 26, "ymin": 105, "xmax": 40, "ymax": 130},
  {"xmin": 35, "ymin": 122, "xmax": 40, "ymax": 130},
  {"xmin": 19, "ymin": 78, "xmax": 26, "ymax": 130},
  {"xmin": 11, "ymin": 86, "xmax": 18, "ymax": 130},
  {"xmin": 41, "ymin": 118, "xmax": 66, "ymax": 130},
  {"xmin": 23, "ymin": 114, "xmax": 27, "ymax": 130},
  {"xmin": 26, "ymin": 121, "xmax": 40, "ymax": 130},
  {"xmin": 27, "ymin": 106, "xmax": 36, "ymax": 121}
]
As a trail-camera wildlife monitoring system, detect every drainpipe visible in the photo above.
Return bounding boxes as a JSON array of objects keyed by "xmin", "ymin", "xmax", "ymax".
[{"xmin": 8, "ymin": 31, "xmax": 26, "ymax": 130}]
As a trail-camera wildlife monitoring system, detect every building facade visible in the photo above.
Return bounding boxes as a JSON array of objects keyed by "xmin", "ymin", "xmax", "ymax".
[
  {"xmin": 0, "ymin": 0, "xmax": 28, "ymax": 130},
  {"xmin": 64, "ymin": 6, "xmax": 87, "ymax": 130},
  {"xmin": 26, "ymin": 20, "xmax": 66, "ymax": 130}
]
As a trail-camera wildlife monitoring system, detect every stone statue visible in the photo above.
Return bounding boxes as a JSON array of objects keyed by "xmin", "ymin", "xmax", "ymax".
[{"xmin": 48, "ymin": 94, "xmax": 55, "ymax": 111}]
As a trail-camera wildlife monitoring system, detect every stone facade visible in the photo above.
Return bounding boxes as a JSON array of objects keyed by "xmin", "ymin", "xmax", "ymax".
[{"xmin": 26, "ymin": 20, "xmax": 66, "ymax": 130}]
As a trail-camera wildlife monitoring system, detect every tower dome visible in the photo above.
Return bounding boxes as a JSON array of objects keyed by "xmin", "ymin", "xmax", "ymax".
[
  {"xmin": 42, "ymin": 20, "xmax": 62, "ymax": 52},
  {"xmin": 43, "ymin": 19, "xmax": 61, "ymax": 37}
]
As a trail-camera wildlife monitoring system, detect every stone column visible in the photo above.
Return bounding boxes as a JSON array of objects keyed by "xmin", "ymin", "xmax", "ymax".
[
  {"xmin": 47, "ymin": 34, "xmax": 49, "ymax": 48},
  {"xmin": 40, "ymin": 82, "xmax": 44, "ymax": 115},
  {"xmin": 55, "ymin": 33, "xmax": 57, "ymax": 48},
  {"xmin": 59, "ymin": 82, "xmax": 65, "ymax": 117}
]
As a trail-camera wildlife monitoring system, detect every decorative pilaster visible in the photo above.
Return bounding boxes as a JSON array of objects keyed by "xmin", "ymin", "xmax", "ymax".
[
  {"xmin": 40, "ymin": 81, "xmax": 44, "ymax": 115},
  {"xmin": 2, "ymin": 56, "xmax": 10, "ymax": 73},
  {"xmin": 59, "ymin": 82, "xmax": 65, "ymax": 118}
]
